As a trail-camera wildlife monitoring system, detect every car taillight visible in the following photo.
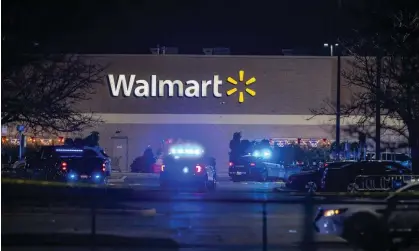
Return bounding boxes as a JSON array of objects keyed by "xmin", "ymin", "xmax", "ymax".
[
  {"xmin": 250, "ymin": 162, "xmax": 256, "ymax": 166},
  {"xmin": 196, "ymin": 165, "xmax": 202, "ymax": 173},
  {"xmin": 161, "ymin": 165, "xmax": 165, "ymax": 172},
  {"xmin": 229, "ymin": 162, "xmax": 233, "ymax": 167},
  {"xmin": 61, "ymin": 161, "xmax": 67, "ymax": 171},
  {"xmin": 324, "ymin": 163, "xmax": 329, "ymax": 167}
]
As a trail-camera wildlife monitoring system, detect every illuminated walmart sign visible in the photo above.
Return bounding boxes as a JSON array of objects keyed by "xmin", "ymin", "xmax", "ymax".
[
  {"xmin": 226, "ymin": 70, "xmax": 256, "ymax": 103},
  {"xmin": 107, "ymin": 70, "xmax": 256, "ymax": 103}
]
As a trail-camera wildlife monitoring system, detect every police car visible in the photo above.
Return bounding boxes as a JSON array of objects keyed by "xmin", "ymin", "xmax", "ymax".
[
  {"xmin": 229, "ymin": 148, "xmax": 285, "ymax": 182},
  {"xmin": 159, "ymin": 144, "xmax": 216, "ymax": 191},
  {"xmin": 25, "ymin": 146, "xmax": 108, "ymax": 184},
  {"xmin": 314, "ymin": 182, "xmax": 419, "ymax": 250}
]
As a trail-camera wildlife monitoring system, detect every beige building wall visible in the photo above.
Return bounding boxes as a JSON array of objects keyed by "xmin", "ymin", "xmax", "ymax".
[
  {"xmin": 79, "ymin": 54, "xmax": 341, "ymax": 114},
  {"xmin": 75, "ymin": 54, "xmax": 356, "ymax": 173}
]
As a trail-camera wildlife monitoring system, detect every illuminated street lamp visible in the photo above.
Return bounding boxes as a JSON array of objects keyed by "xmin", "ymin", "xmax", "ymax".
[
  {"xmin": 323, "ymin": 42, "xmax": 342, "ymax": 159},
  {"xmin": 323, "ymin": 43, "xmax": 339, "ymax": 56}
]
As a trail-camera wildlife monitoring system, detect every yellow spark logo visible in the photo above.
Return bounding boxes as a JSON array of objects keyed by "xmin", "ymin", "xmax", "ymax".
[{"xmin": 226, "ymin": 70, "xmax": 256, "ymax": 103}]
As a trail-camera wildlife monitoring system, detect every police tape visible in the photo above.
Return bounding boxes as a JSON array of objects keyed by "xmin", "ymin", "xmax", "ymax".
[
  {"xmin": 1, "ymin": 178, "xmax": 125, "ymax": 189},
  {"xmin": 3, "ymin": 178, "xmax": 419, "ymax": 196}
]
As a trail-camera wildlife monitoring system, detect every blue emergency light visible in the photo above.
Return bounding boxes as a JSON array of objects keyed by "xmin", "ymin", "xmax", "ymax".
[
  {"xmin": 253, "ymin": 149, "xmax": 272, "ymax": 159},
  {"xmin": 68, "ymin": 172, "xmax": 77, "ymax": 180}
]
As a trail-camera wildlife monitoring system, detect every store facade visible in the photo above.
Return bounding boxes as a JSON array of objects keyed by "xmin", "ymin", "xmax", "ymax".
[
  {"xmin": 80, "ymin": 54, "xmax": 357, "ymax": 173},
  {"xmin": 2, "ymin": 54, "xmax": 368, "ymax": 173}
]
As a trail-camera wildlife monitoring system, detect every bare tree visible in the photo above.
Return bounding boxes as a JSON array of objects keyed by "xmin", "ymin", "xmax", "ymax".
[
  {"xmin": 2, "ymin": 2, "xmax": 106, "ymax": 135},
  {"xmin": 1, "ymin": 54, "xmax": 105, "ymax": 134},
  {"xmin": 342, "ymin": 125, "xmax": 409, "ymax": 151},
  {"xmin": 311, "ymin": 9, "xmax": 419, "ymax": 173}
]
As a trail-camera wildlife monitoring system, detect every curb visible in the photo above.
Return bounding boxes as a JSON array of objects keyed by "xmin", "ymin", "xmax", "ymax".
[
  {"xmin": 112, "ymin": 172, "xmax": 232, "ymax": 178},
  {"xmin": 111, "ymin": 173, "xmax": 159, "ymax": 178},
  {"xmin": 4, "ymin": 207, "xmax": 157, "ymax": 216}
]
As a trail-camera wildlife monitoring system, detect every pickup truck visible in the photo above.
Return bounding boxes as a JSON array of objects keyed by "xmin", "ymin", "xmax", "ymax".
[{"xmin": 25, "ymin": 146, "xmax": 108, "ymax": 184}]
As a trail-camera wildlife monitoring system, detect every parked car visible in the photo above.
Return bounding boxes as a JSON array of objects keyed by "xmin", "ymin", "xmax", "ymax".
[
  {"xmin": 229, "ymin": 154, "xmax": 285, "ymax": 182},
  {"xmin": 25, "ymin": 146, "xmax": 108, "ymax": 184},
  {"xmin": 286, "ymin": 162, "xmax": 353, "ymax": 192},
  {"xmin": 321, "ymin": 161, "xmax": 413, "ymax": 192}
]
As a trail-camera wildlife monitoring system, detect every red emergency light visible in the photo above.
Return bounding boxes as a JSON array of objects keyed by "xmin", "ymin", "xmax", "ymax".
[{"xmin": 195, "ymin": 165, "xmax": 202, "ymax": 173}]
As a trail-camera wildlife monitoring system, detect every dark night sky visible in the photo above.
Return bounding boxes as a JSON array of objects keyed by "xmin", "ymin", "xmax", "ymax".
[{"xmin": 3, "ymin": 0, "xmax": 416, "ymax": 55}]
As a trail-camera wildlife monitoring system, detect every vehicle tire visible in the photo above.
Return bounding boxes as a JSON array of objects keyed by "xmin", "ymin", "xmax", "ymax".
[
  {"xmin": 259, "ymin": 170, "xmax": 268, "ymax": 182},
  {"xmin": 305, "ymin": 181, "xmax": 317, "ymax": 193},
  {"xmin": 342, "ymin": 212, "xmax": 387, "ymax": 251},
  {"xmin": 347, "ymin": 183, "xmax": 359, "ymax": 193}
]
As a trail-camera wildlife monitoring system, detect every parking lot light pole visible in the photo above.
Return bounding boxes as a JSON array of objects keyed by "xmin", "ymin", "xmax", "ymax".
[
  {"xmin": 375, "ymin": 55, "xmax": 382, "ymax": 160},
  {"xmin": 334, "ymin": 0, "xmax": 343, "ymax": 160},
  {"xmin": 324, "ymin": 43, "xmax": 341, "ymax": 160},
  {"xmin": 336, "ymin": 48, "xmax": 341, "ymax": 160},
  {"xmin": 323, "ymin": 43, "xmax": 339, "ymax": 56}
]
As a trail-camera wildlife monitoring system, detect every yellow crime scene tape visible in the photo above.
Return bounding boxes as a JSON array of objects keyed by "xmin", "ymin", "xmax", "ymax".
[
  {"xmin": 2, "ymin": 178, "xmax": 419, "ymax": 197},
  {"xmin": 1, "ymin": 178, "xmax": 128, "ymax": 189}
]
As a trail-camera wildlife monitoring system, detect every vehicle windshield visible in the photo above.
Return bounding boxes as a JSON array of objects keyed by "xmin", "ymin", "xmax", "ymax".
[
  {"xmin": 386, "ymin": 183, "xmax": 419, "ymax": 201},
  {"xmin": 4, "ymin": 1, "xmax": 419, "ymax": 250}
]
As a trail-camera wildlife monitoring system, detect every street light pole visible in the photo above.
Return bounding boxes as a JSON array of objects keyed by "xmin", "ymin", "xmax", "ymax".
[
  {"xmin": 375, "ymin": 55, "xmax": 382, "ymax": 160},
  {"xmin": 336, "ymin": 51, "xmax": 341, "ymax": 160},
  {"xmin": 335, "ymin": 0, "xmax": 342, "ymax": 160},
  {"xmin": 323, "ymin": 42, "xmax": 341, "ymax": 160}
]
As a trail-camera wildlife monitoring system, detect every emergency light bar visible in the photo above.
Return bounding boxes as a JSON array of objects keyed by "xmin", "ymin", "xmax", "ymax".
[
  {"xmin": 253, "ymin": 149, "xmax": 272, "ymax": 159},
  {"xmin": 55, "ymin": 148, "xmax": 84, "ymax": 153},
  {"xmin": 169, "ymin": 145, "xmax": 204, "ymax": 157}
]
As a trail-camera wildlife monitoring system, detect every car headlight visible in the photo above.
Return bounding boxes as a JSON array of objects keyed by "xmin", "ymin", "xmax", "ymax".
[{"xmin": 323, "ymin": 208, "xmax": 347, "ymax": 217}]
